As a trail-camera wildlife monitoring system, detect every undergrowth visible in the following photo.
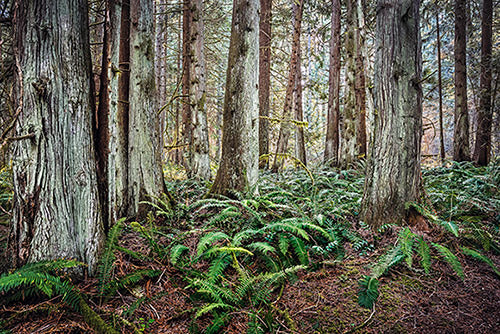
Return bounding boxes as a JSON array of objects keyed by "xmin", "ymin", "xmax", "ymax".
[{"xmin": 0, "ymin": 161, "xmax": 498, "ymax": 332}]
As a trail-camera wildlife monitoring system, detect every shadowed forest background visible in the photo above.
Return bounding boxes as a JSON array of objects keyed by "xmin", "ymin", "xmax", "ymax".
[{"xmin": 0, "ymin": 0, "xmax": 498, "ymax": 333}]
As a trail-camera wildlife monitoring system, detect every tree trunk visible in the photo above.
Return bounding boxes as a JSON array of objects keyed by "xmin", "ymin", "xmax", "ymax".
[
  {"xmin": 210, "ymin": 0, "xmax": 259, "ymax": 196},
  {"xmin": 361, "ymin": 0, "xmax": 423, "ymax": 229},
  {"xmin": 294, "ymin": 45, "xmax": 306, "ymax": 166},
  {"xmin": 272, "ymin": 0, "xmax": 303, "ymax": 172},
  {"xmin": 355, "ymin": 0, "xmax": 367, "ymax": 159},
  {"xmin": 10, "ymin": 0, "xmax": 103, "ymax": 273},
  {"xmin": 324, "ymin": 0, "xmax": 341, "ymax": 166},
  {"xmin": 128, "ymin": 0, "xmax": 165, "ymax": 215},
  {"xmin": 472, "ymin": 0, "xmax": 493, "ymax": 166},
  {"xmin": 181, "ymin": 0, "xmax": 191, "ymax": 168},
  {"xmin": 453, "ymin": 0, "xmax": 470, "ymax": 162},
  {"xmin": 340, "ymin": 0, "xmax": 358, "ymax": 168},
  {"xmin": 188, "ymin": 0, "xmax": 211, "ymax": 180},
  {"xmin": 259, "ymin": 0, "xmax": 271, "ymax": 169},
  {"xmin": 436, "ymin": 4, "xmax": 445, "ymax": 165}
]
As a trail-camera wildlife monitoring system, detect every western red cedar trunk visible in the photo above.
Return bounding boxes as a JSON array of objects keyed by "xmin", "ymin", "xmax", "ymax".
[
  {"xmin": 181, "ymin": 0, "xmax": 191, "ymax": 167},
  {"xmin": 10, "ymin": 0, "xmax": 103, "ymax": 273},
  {"xmin": 128, "ymin": 0, "xmax": 166, "ymax": 215},
  {"xmin": 472, "ymin": 0, "xmax": 493, "ymax": 166},
  {"xmin": 340, "ymin": 0, "xmax": 357, "ymax": 168},
  {"xmin": 272, "ymin": 0, "xmax": 303, "ymax": 172},
  {"xmin": 324, "ymin": 0, "xmax": 341, "ymax": 166},
  {"xmin": 453, "ymin": 0, "xmax": 470, "ymax": 162},
  {"xmin": 355, "ymin": 0, "xmax": 367, "ymax": 159},
  {"xmin": 116, "ymin": 0, "xmax": 130, "ymax": 218},
  {"xmin": 294, "ymin": 44, "xmax": 306, "ymax": 166},
  {"xmin": 188, "ymin": 0, "xmax": 211, "ymax": 180},
  {"xmin": 436, "ymin": 4, "xmax": 445, "ymax": 165},
  {"xmin": 259, "ymin": 0, "xmax": 271, "ymax": 169},
  {"xmin": 96, "ymin": 0, "xmax": 112, "ymax": 231},
  {"xmin": 210, "ymin": 0, "xmax": 259, "ymax": 196},
  {"xmin": 361, "ymin": 0, "xmax": 423, "ymax": 229}
]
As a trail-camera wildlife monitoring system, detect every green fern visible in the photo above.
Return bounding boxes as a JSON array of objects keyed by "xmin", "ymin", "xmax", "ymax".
[
  {"xmin": 170, "ymin": 244, "xmax": 190, "ymax": 266},
  {"xmin": 460, "ymin": 247, "xmax": 500, "ymax": 277},
  {"xmin": 97, "ymin": 218, "xmax": 125, "ymax": 296},
  {"xmin": 358, "ymin": 275, "xmax": 379, "ymax": 309},
  {"xmin": 432, "ymin": 243, "xmax": 465, "ymax": 279},
  {"xmin": 197, "ymin": 231, "xmax": 230, "ymax": 256},
  {"xmin": 416, "ymin": 236, "xmax": 431, "ymax": 274},
  {"xmin": 399, "ymin": 228, "xmax": 415, "ymax": 268}
]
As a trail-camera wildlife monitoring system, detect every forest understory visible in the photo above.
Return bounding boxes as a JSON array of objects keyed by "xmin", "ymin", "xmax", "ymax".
[{"xmin": 0, "ymin": 161, "xmax": 498, "ymax": 333}]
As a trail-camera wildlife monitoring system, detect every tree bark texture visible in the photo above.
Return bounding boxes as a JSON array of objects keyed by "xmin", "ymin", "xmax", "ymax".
[
  {"xmin": 472, "ymin": 0, "xmax": 493, "ymax": 166},
  {"xmin": 294, "ymin": 44, "xmax": 306, "ymax": 166},
  {"xmin": 210, "ymin": 0, "xmax": 259, "ymax": 196},
  {"xmin": 341, "ymin": 0, "xmax": 358, "ymax": 168},
  {"xmin": 361, "ymin": 0, "xmax": 423, "ymax": 229},
  {"xmin": 259, "ymin": 0, "xmax": 271, "ymax": 169},
  {"xmin": 181, "ymin": 1, "xmax": 191, "ymax": 167},
  {"xmin": 436, "ymin": 5, "xmax": 445, "ymax": 165},
  {"xmin": 10, "ymin": 0, "xmax": 103, "ymax": 272},
  {"xmin": 271, "ymin": 0, "xmax": 303, "ymax": 172},
  {"xmin": 324, "ymin": 0, "xmax": 341, "ymax": 166},
  {"xmin": 128, "ymin": 0, "xmax": 165, "ymax": 215},
  {"xmin": 453, "ymin": 0, "xmax": 470, "ymax": 162},
  {"xmin": 188, "ymin": 0, "xmax": 211, "ymax": 180},
  {"xmin": 355, "ymin": 0, "xmax": 367, "ymax": 159}
]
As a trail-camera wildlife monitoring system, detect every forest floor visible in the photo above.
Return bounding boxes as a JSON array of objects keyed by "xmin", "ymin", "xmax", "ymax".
[{"xmin": 0, "ymin": 162, "xmax": 499, "ymax": 333}]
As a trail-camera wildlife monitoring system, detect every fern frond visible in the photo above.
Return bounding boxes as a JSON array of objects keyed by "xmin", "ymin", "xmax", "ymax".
[
  {"xmin": 170, "ymin": 244, "xmax": 190, "ymax": 266},
  {"xmin": 197, "ymin": 231, "xmax": 230, "ymax": 256},
  {"xmin": 432, "ymin": 243, "xmax": 464, "ymax": 279},
  {"xmin": 289, "ymin": 236, "xmax": 309, "ymax": 265},
  {"xmin": 399, "ymin": 228, "xmax": 415, "ymax": 268},
  {"xmin": 247, "ymin": 242, "xmax": 276, "ymax": 255},
  {"xmin": 460, "ymin": 247, "xmax": 500, "ymax": 277},
  {"xmin": 370, "ymin": 245, "xmax": 404, "ymax": 279},
  {"xmin": 195, "ymin": 302, "xmax": 233, "ymax": 319},
  {"xmin": 208, "ymin": 253, "xmax": 232, "ymax": 283},
  {"xmin": 416, "ymin": 236, "xmax": 431, "ymax": 274},
  {"xmin": 358, "ymin": 275, "xmax": 379, "ymax": 309}
]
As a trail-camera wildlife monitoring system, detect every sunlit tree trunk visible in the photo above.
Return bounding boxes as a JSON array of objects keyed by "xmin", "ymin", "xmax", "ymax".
[
  {"xmin": 188, "ymin": 0, "xmax": 211, "ymax": 180},
  {"xmin": 324, "ymin": 0, "xmax": 341, "ymax": 166},
  {"xmin": 210, "ymin": 0, "xmax": 259, "ymax": 196},
  {"xmin": 453, "ymin": 0, "xmax": 470, "ymax": 162},
  {"xmin": 472, "ymin": 0, "xmax": 493, "ymax": 166},
  {"xmin": 361, "ymin": 0, "xmax": 423, "ymax": 229},
  {"xmin": 10, "ymin": 0, "xmax": 103, "ymax": 272},
  {"xmin": 128, "ymin": 0, "xmax": 165, "ymax": 215},
  {"xmin": 259, "ymin": 0, "xmax": 271, "ymax": 169},
  {"xmin": 272, "ymin": 0, "xmax": 303, "ymax": 172}
]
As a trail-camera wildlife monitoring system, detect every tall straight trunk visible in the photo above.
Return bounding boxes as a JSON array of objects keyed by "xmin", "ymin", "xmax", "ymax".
[
  {"xmin": 453, "ymin": 0, "xmax": 470, "ymax": 161},
  {"xmin": 324, "ymin": 0, "xmax": 341, "ymax": 166},
  {"xmin": 210, "ymin": 0, "xmax": 259, "ymax": 196},
  {"xmin": 272, "ymin": 0, "xmax": 303, "ymax": 172},
  {"xmin": 361, "ymin": 0, "xmax": 423, "ymax": 229},
  {"xmin": 181, "ymin": 0, "xmax": 191, "ymax": 166},
  {"xmin": 472, "ymin": 0, "xmax": 493, "ymax": 166},
  {"xmin": 116, "ymin": 0, "xmax": 130, "ymax": 218},
  {"xmin": 259, "ymin": 0, "xmax": 271, "ymax": 169},
  {"xmin": 155, "ymin": 0, "xmax": 167, "ymax": 163},
  {"xmin": 11, "ymin": 0, "xmax": 103, "ymax": 272},
  {"xmin": 436, "ymin": 4, "xmax": 445, "ymax": 164},
  {"xmin": 106, "ymin": 0, "xmax": 123, "ymax": 224},
  {"xmin": 188, "ymin": 0, "xmax": 211, "ymax": 179},
  {"xmin": 128, "ymin": 0, "xmax": 165, "ymax": 215},
  {"xmin": 294, "ymin": 44, "xmax": 306, "ymax": 166},
  {"xmin": 340, "ymin": 0, "xmax": 358, "ymax": 168},
  {"xmin": 96, "ymin": 0, "xmax": 112, "ymax": 231},
  {"xmin": 355, "ymin": 0, "xmax": 367, "ymax": 159}
]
